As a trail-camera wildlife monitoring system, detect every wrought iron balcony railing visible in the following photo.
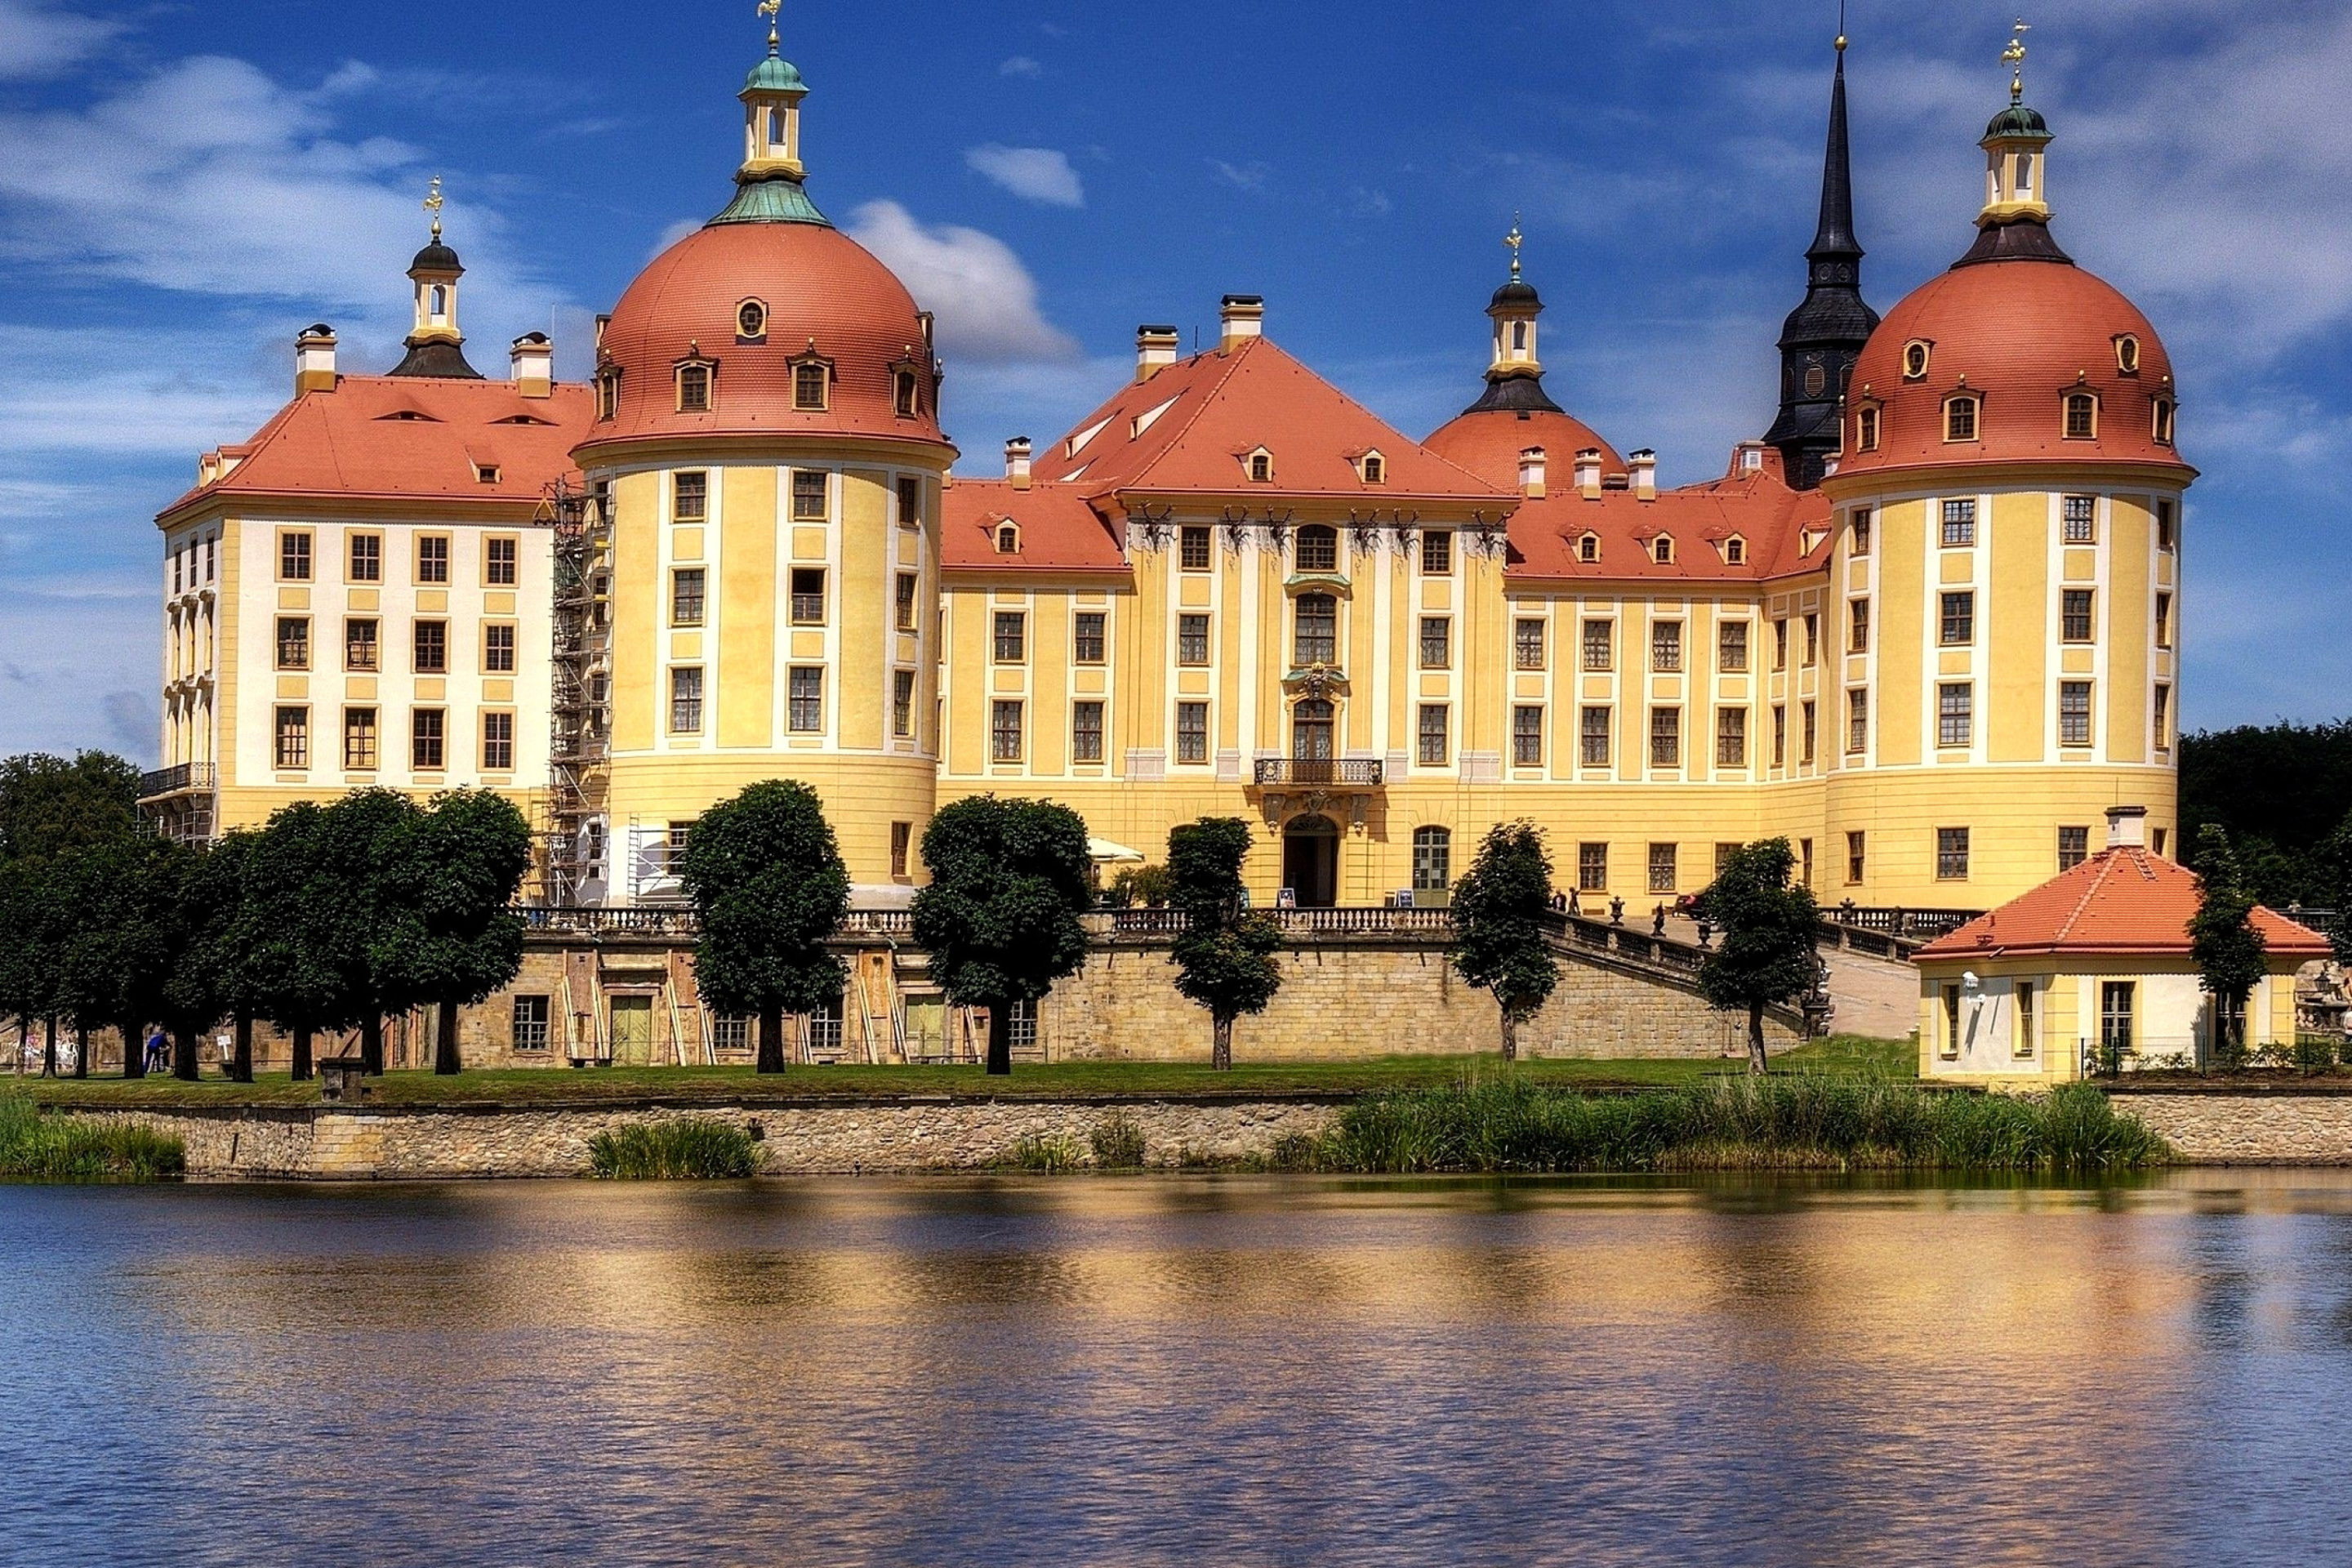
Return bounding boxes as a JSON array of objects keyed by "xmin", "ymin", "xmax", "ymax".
[
  {"xmin": 1252, "ymin": 758, "xmax": 1383, "ymax": 788},
  {"xmin": 138, "ymin": 763, "xmax": 216, "ymax": 800}
]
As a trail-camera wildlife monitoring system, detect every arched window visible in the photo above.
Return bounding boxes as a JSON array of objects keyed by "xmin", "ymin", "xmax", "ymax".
[
  {"xmin": 1652, "ymin": 535, "xmax": 1674, "ymax": 565},
  {"xmin": 1902, "ymin": 341, "xmax": 1931, "ymax": 380},
  {"xmin": 894, "ymin": 369, "xmax": 919, "ymax": 418},
  {"xmin": 595, "ymin": 368, "xmax": 621, "ymax": 421},
  {"xmin": 996, "ymin": 523, "xmax": 1019, "ymax": 555},
  {"xmin": 2064, "ymin": 392, "xmax": 2098, "ymax": 440},
  {"xmin": 1294, "ymin": 593, "xmax": 1336, "ymax": 665},
  {"xmin": 429, "ymin": 284, "xmax": 448, "ymax": 319},
  {"xmin": 767, "ymin": 107, "xmax": 784, "ymax": 146},
  {"xmin": 1248, "ymin": 449, "xmax": 1273, "ymax": 483},
  {"xmin": 1295, "ymin": 524, "xmax": 1338, "ymax": 573},
  {"xmin": 1857, "ymin": 404, "xmax": 1881, "ymax": 452},
  {"xmin": 2153, "ymin": 398, "xmax": 2176, "ymax": 446},
  {"xmin": 1511, "ymin": 321, "xmax": 1528, "ymax": 353},
  {"xmin": 1291, "ymin": 697, "xmax": 1334, "ymax": 762},
  {"xmin": 2015, "ymin": 152, "xmax": 2035, "ymax": 197},
  {"xmin": 792, "ymin": 360, "xmax": 829, "ymax": 412},
  {"xmin": 1361, "ymin": 453, "xmax": 1385, "ymax": 484},
  {"xmin": 1412, "ymin": 826, "xmax": 1452, "ymax": 893},
  {"xmin": 1944, "ymin": 394, "xmax": 1980, "ymax": 443},
  {"xmin": 676, "ymin": 363, "xmax": 712, "ymax": 414},
  {"xmin": 1577, "ymin": 533, "xmax": 1601, "ymax": 564}
]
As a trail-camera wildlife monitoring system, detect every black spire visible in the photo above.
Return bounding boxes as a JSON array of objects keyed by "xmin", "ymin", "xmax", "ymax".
[{"xmin": 1764, "ymin": 40, "xmax": 1878, "ymax": 490}]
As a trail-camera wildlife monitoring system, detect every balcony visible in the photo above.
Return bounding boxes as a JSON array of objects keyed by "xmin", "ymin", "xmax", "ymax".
[
  {"xmin": 138, "ymin": 763, "xmax": 216, "ymax": 802},
  {"xmin": 1252, "ymin": 758, "xmax": 1383, "ymax": 789}
]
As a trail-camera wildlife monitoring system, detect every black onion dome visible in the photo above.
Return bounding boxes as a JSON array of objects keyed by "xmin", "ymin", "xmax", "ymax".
[{"xmin": 409, "ymin": 241, "xmax": 463, "ymax": 274}]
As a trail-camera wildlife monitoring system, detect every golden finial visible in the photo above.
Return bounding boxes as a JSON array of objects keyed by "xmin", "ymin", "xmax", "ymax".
[
  {"xmin": 1835, "ymin": 0, "xmax": 1846, "ymax": 52},
  {"xmin": 758, "ymin": 0, "xmax": 782, "ymax": 52},
  {"xmin": 1505, "ymin": 216, "xmax": 1524, "ymax": 279},
  {"xmin": 2003, "ymin": 18, "xmax": 2031, "ymax": 105},
  {"xmin": 423, "ymin": 176, "xmax": 445, "ymax": 242}
]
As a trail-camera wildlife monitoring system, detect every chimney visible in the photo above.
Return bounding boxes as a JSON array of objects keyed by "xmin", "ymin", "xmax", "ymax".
[
  {"xmin": 2106, "ymin": 804, "xmax": 2149, "ymax": 850},
  {"xmin": 1575, "ymin": 448, "xmax": 1603, "ymax": 500},
  {"xmin": 295, "ymin": 324, "xmax": 338, "ymax": 394},
  {"xmin": 1219, "ymin": 294, "xmax": 1264, "ymax": 350},
  {"xmin": 1517, "ymin": 446, "xmax": 1547, "ymax": 499},
  {"xmin": 510, "ymin": 332, "xmax": 554, "ymax": 399},
  {"xmin": 1136, "ymin": 324, "xmax": 1181, "ymax": 382},
  {"xmin": 1630, "ymin": 448, "xmax": 1657, "ymax": 501},
  {"xmin": 1004, "ymin": 436, "xmax": 1033, "ymax": 490}
]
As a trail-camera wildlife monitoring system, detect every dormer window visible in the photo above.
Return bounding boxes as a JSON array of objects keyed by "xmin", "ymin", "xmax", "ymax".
[
  {"xmin": 1944, "ymin": 393, "xmax": 1981, "ymax": 443},
  {"xmin": 1359, "ymin": 452, "xmax": 1386, "ymax": 485},
  {"xmin": 675, "ymin": 360, "xmax": 714, "ymax": 414},
  {"xmin": 595, "ymin": 367, "xmax": 620, "ymax": 421},
  {"xmin": 894, "ymin": 368, "xmax": 919, "ymax": 419},
  {"xmin": 1577, "ymin": 532, "xmax": 1600, "ymax": 564},
  {"xmin": 474, "ymin": 463, "xmax": 501, "ymax": 484},
  {"xmin": 2153, "ymin": 397, "xmax": 2177, "ymax": 446},
  {"xmin": 2064, "ymin": 391, "xmax": 2099, "ymax": 440},
  {"xmin": 737, "ymin": 300, "xmax": 768, "ymax": 341},
  {"xmin": 995, "ymin": 523, "xmax": 1021, "ymax": 555},
  {"xmin": 1724, "ymin": 536, "xmax": 1746, "ymax": 566},
  {"xmin": 1245, "ymin": 448, "xmax": 1273, "ymax": 483},
  {"xmin": 1855, "ymin": 403, "xmax": 1882, "ymax": 452},
  {"xmin": 2115, "ymin": 335, "xmax": 2141, "ymax": 375},
  {"xmin": 1902, "ymin": 340, "xmax": 1932, "ymax": 381},
  {"xmin": 1652, "ymin": 535, "xmax": 1674, "ymax": 565},
  {"xmin": 792, "ymin": 358, "xmax": 831, "ymax": 412}
]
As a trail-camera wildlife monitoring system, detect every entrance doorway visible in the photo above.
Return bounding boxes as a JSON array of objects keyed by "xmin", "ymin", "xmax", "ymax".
[
  {"xmin": 1282, "ymin": 814, "xmax": 1339, "ymax": 908},
  {"xmin": 610, "ymin": 996, "xmax": 653, "ymax": 1066}
]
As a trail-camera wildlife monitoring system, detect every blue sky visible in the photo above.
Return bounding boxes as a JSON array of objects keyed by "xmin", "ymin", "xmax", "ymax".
[{"xmin": 2, "ymin": 0, "xmax": 2347, "ymax": 764}]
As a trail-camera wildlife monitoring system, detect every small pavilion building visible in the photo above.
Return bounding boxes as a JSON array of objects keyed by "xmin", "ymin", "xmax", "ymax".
[{"xmin": 1914, "ymin": 807, "xmax": 2329, "ymax": 1083}]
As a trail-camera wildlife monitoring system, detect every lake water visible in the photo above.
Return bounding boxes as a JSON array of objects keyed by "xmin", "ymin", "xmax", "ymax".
[{"xmin": 7, "ymin": 1174, "xmax": 2352, "ymax": 1566}]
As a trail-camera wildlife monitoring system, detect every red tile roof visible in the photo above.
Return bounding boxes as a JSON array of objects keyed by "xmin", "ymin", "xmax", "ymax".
[
  {"xmin": 158, "ymin": 376, "xmax": 595, "ymax": 522},
  {"xmin": 1423, "ymin": 406, "xmax": 1626, "ymax": 486},
  {"xmin": 1505, "ymin": 462, "xmax": 1833, "ymax": 585},
  {"xmin": 1916, "ymin": 847, "xmax": 2331, "ymax": 962},
  {"xmin": 942, "ymin": 480, "xmax": 1128, "ymax": 573}
]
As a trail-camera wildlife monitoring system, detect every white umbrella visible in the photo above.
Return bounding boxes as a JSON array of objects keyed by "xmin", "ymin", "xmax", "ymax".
[{"xmin": 1087, "ymin": 836, "xmax": 1147, "ymax": 864}]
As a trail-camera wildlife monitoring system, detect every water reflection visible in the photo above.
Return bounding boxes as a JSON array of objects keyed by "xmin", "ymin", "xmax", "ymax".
[{"xmin": 5, "ymin": 1172, "xmax": 2352, "ymax": 1566}]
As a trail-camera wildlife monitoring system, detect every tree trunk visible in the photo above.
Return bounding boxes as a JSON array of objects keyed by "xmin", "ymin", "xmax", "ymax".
[
  {"xmin": 1500, "ymin": 1009, "xmax": 1519, "ymax": 1063},
  {"xmin": 755, "ymin": 1007, "xmax": 786, "ymax": 1074},
  {"xmin": 291, "ymin": 1026, "xmax": 314, "ymax": 1081},
  {"xmin": 232, "ymin": 1015, "xmax": 254, "ymax": 1084},
  {"xmin": 73, "ymin": 1025, "xmax": 88, "ymax": 1080},
  {"xmin": 172, "ymin": 1027, "xmax": 199, "ymax": 1082},
  {"xmin": 1213, "ymin": 1013, "xmax": 1233, "ymax": 1071},
  {"xmin": 1747, "ymin": 1004, "xmax": 1769, "ymax": 1076},
  {"xmin": 42, "ymin": 1015, "xmax": 58, "ymax": 1078},
  {"xmin": 360, "ymin": 1015, "xmax": 384, "ymax": 1076},
  {"xmin": 985, "ymin": 1006, "xmax": 1012, "ymax": 1076},
  {"xmin": 433, "ymin": 1000, "xmax": 462, "ymax": 1076},
  {"xmin": 123, "ymin": 1020, "xmax": 146, "ymax": 1080}
]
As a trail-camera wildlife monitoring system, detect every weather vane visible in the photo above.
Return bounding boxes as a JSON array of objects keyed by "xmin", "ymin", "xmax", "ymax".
[
  {"xmin": 2003, "ymin": 18, "xmax": 2031, "ymax": 104},
  {"xmin": 1505, "ymin": 216, "xmax": 1523, "ymax": 279},
  {"xmin": 759, "ymin": 0, "xmax": 781, "ymax": 51},
  {"xmin": 423, "ymin": 176, "xmax": 444, "ymax": 242}
]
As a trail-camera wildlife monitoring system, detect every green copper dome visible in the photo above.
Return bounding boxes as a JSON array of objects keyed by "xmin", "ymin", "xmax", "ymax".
[
  {"xmin": 1984, "ymin": 102, "xmax": 2051, "ymax": 142},
  {"xmin": 742, "ymin": 53, "xmax": 807, "ymax": 96}
]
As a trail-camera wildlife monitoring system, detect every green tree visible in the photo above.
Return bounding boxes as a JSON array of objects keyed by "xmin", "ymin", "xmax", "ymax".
[
  {"xmin": 311, "ymin": 790, "xmax": 426, "ymax": 1073},
  {"xmin": 1448, "ymin": 821, "xmax": 1561, "ymax": 1062},
  {"xmin": 0, "ymin": 751, "xmax": 142, "ymax": 1074},
  {"xmin": 52, "ymin": 835, "xmax": 196, "ymax": 1080},
  {"xmin": 1697, "ymin": 838, "xmax": 1822, "ymax": 1075},
  {"xmin": 679, "ymin": 781, "xmax": 850, "ymax": 1074},
  {"xmin": 1165, "ymin": 817, "xmax": 1282, "ymax": 1070},
  {"xmin": 229, "ymin": 803, "xmax": 372, "ymax": 1079},
  {"xmin": 372, "ymin": 791, "xmax": 533, "ymax": 1075},
  {"xmin": 912, "ymin": 796, "xmax": 1093, "ymax": 1076},
  {"xmin": 2190, "ymin": 823, "xmax": 2268, "ymax": 1067},
  {"xmin": 2311, "ymin": 809, "xmax": 2352, "ymax": 964}
]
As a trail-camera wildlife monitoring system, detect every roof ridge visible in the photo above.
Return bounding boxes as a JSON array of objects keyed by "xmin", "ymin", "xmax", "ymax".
[
  {"xmin": 1245, "ymin": 338, "xmax": 1505, "ymax": 496},
  {"xmin": 2051, "ymin": 851, "xmax": 2114, "ymax": 945}
]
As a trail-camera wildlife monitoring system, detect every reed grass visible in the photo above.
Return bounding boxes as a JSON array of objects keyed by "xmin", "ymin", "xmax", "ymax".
[
  {"xmin": 586, "ymin": 1118, "xmax": 759, "ymax": 1179},
  {"xmin": 1089, "ymin": 1112, "xmax": 1148, "ymax": 1169},
  {"xmin": 0, "ymin": 1093, "xmax": 185, "ymax": 1181},
  {"xmin": 997, "ymin": 1133, "xmax": 1089, "ymax": 1173}
]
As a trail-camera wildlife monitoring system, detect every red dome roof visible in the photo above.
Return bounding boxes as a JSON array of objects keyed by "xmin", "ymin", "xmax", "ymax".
[
  {"xmin": 580, "ymin": 220, "xmax": 946, "ymax": 454},
  {"xmin": 1841, "ymin": 258, "xmax": 2189, "ymax": 478},
  {"xmin": 1423, "ymin": 407, "xmax": 1626, "ymax": 488}
]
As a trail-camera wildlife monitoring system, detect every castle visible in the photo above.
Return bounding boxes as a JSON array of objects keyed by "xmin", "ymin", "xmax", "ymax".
[{"xmin": 145, "ymin": 23, "xmax": 2188, "ymax": 923}]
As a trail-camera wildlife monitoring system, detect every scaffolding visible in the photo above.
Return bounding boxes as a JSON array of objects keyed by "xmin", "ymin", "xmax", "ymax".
[{"xmin": 537, "ymin": 475, "xmax": 612, "ymax": 907}]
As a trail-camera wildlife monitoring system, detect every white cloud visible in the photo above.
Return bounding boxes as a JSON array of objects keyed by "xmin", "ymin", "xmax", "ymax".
[
  {"xmin": 0, "ymin": 588, "xmax": 158, "ymax": 763},
  {"xmin": 0, "ymin": 0, "xmax": 120, "ymax": 82},
  {"xmin": 649, "ymin": 216, "xmax": 702, "ymax": 261},
  {"xmin": 963, "ymin": 144, "xmax": 1085, "ymax": 207},
  {"xmin": 999, "ymin": 56, "xmax": 1043, "ymax": 78},
  {"xmin": 1210, "ymin": 159, "xmax": 1272, "ymax": 193},
  {"xmin": 845, "ymin": 200, "xmax": 1079, "ymax": 364}
]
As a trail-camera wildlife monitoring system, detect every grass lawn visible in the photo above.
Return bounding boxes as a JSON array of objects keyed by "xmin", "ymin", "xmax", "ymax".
[{"xmin": 13, "ymin": 1034, "xmax": 1916, "ymax": 1110}]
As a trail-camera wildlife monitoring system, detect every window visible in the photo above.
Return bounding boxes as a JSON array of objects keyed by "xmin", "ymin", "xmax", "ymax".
[
  {"xmin": 2055, "ymin": 825, "xmax": 2091, "ymax": 873},
  {"xmin": 674, "ymin": 471, "xmax": 708, "ymax": 523},
  {"xmin": 276, "ymin": 617, "xmax": 310, "ymax": 670},
  {"xmin": 1856, "ymin": 404, "xmax": 1881, "ymax": 452},
  {"xmin": 1249, "ymin": 451, "xmax": 1273, "ymax": 483},
  {"xmin": 898, "ymin": 475, "xmax": 924, "ymax": 528},
  {"xmin": 1937, "ymin": 684, "xmax": 1973, "ymax": 748},
  {"xmin": 416, "ymin": 537, "xmax": 450, "ymax": 586},
  {"xmin": 1717, "ymin": 621, "xmax": 1748, "ymax": 674},
  {"xmin": 2116, "ymin": 336, "xmax": 2140, "ymax": 375},
  {"xmin": 1175, "ymin": 702, "xmax": 1209, "ymax": 764},
  {"xmin": 1941, "ymin": 983, "xmax": 1962, "ymax": 1059},
  {"xmin": 2153, "ymin": 398, "xmax": 2176, "ymax": 446},
  {"xmin": 791, "ymin": 470, "xmax": 828, "ymax": 521},
  {"xmin": 1773, "ymin": 619, "xmax": 1788, "ymax": 670},
  {"xmin": 788, "ymin": 666, "xmax": 823, "ymax": 733},
  {"xmin": 1582, "ymin": 619, "xmax": 1613, "ymax": 672},
  {"xmin": 1178, "ymin": 613, "xmax": 1210, "ymax": 666},
  {"xmin": 737, "ymin": 299, "xmax": 768, "ymax": 339},
  {"xmin": 280, "ymin": 532, "xmax": 312, "ymax": 582},
  {"xmin": 413, "ymin": 620, "xmax": 448, "ymax": 675},
  {"xmin": 1421, "ymin": 532, "xmax": 1452, "ymax": 575},
  {"xmin": 2100, "ymin": 982, "xmax": 2136, "ymax": 1059},
  {"xmin": 1717, "ymin": 706, "xmax": 1747, "ymax": 767},
  {"xmin": 1726, "ymin": 537, "xmax": 1746, "ymax": 566},
  {"xmin": 1180, "ymin": 525, "xmax": 1212, "ymax": 571},
  {"xmin": 993, "ymin": 611, "xmax": 1027, "ymax": 662},
  {"xmin": 1801, "ymin": 701, "xmax": 1817, "ymax": 764},
  {"xmin": 895, "ymin": 573, "xmax": 920, "ymax": 634},
  {"xmin": 1513, "ymin": 705, "xmax": 1544, "ymax": 767},
  {"xmin": 1646, "ymin": 842, "xmax": 1677, "ymax": 894},
  {"xmin": 1944, "ymin": 394, "xmax": 1980, "ymax": 443},
  {"xmin": 1413, "ymin": 827, "xmax": 1452, "ymax": 893},
  {"xmin": 349, "ymin": 534, "xmax": 381, "ymax": 583},
  {"xmin": 1577, "ymin": 532, "xmax": 1601, "ymax": 564},
  {"xmin": 1941, "ymin": 499, "xmax": 1976, "ymax": 547},
  {"xmin": 482, "ymin": 711, "xmax": 514, "ymax": 772},
  {"xmin": 1650, "ymin": 706, "xmax": 1681, "ymax": 768},
  {"xmin": 996, "ymin": 524, "xmax": 1019, "ymax": 555},
  {"xmin": 792, "ymin": 361, "xmax": 831, "ymax": 412},
  {"xmin": 1294, "ymin": 594, "xmax": 1337, "ymax": 665},
  {"xmin": 790, "ymin": 568, "xmax": 826, "ymax": 625},
  {"xmin": 894, "ymin": 369, "xmax": 920, "ymax": 419},
  {"xmin": 411, "ymin": 709, "xmax": 445, "ymax": 770},
  {"xmin": 2153, "ymin": 826, "xmax": 2169, "ymax": 858},
  {"xmin": 670, "ymin": 667, "xmax": 704, "ymax": 733},
  {"xmin": 2065, "ymin": 393, "xmax": 2098, "ymax": 440},
  {"xmin": 1846, "ymin": 831, "xmax": 1866, "ymax": 884},
  {"xmin": 991, "ymin": 700, "xmax": 1023, "ymax": 761},
  {"xmin": 1291, "ymin": 697, "xmax": 1334, "ymax": 761},
  {"xmin": 1650, "ymin": 621, "xmax": 1682, "ymax": 673},
  {"xmin": 891, "ymin": 822, "xmax": 912, "ymax": 880},
  {"xmin": 596, "ymin": 368, "xmax": 620, "ymax": 421},
  {"xmin": 1419, "ymin": 616, "xmax": 1451, "ymax": 669},
  {"xmin": 1653, "ymin": 536, "xmax": 1674, "ymax": 565},
  {"xmin": 1851, "ymin": 508, "xmax": 1873, "ymax": 555},
  {"xmin": 1772, "ymin": 705, "xmax": 1788, "ymax": 768},
  {"xmin": 485, "ymin": 537, "xmax": 519, "ymax": 586},
  {"xmin": 2060, "ymin": 681, "xmax": 2094, "ymax": 747},
  {"xmin": 892, "ymin": 670, "xmax": 915, "ymax": 738},
  {"xmin": 2014, "ymin": 979, "xmax": 2038, "ymax": 1058},
  {"xmin": 1072, "ymin": 701, "xmax": 1105, "ymax": 763},
  {"xmin": 1940, "ymin": 591, "xmax": 1975, "ymax": 646},
  {"xmin": 672, "ymin": 568, "xmax": 706, "ymax": 627},
  {"xmin": 1297, "ymin": 524, "xmax": 1338, "ymax": 573},
  {"xmin": 274, "ymin": 706, "xmax": 309, "ymax": 769},
  {"xmin": 2157, "ymin": 499, "xmax": 2176, "ymax": 552},
  {"xmin": 2063, "ymin": 494, "xmax": 2097, "ymax": 543},
  {"xmin": 345, "ymin": 617, "xmax": 379, "ymax": 671},
  {"xmin": 1936, "ymin": 826, "xmax": 1971, "ymax": 880},
  {"xmin": 2155, "ymin": 592, "xmax": 2172, "ymax": 649},
  {"xmin": 1514, "ymin": 619, "xmax": 1545, "ymax": 670},
  {"xmin": 1803, "ymin": 613, "xmax": 1819, "ymax": 666},
  {"xmin": 1580, "ymin": 706, "xmax": 1610, "ymax": 768},
  {"xmin": 2154, "ymin": 684, "xmax": 2172, "ymax": 750},
  {"xmin": 1903, "ymin": 340, "xmax": 1931, "ymax": 379},
  {"xmin": 483, "ymin": 624, "xmax": 516, "ymax": 674},
  {"xmin": 710, "ymin": 1014, "xmax": 749, "ymax": 1054},
  {"xmin": 1846, "ymin": 689, "xmax": 1869, "ymax": 754},
  {"xmin": 1848, "ymin": 599, "xmax": 1870, "ymax": 653},
  {"xmin": 2062, "ymin": 589, "xmax": 2096, "ymax": 643},
  {"xmin": 1362, "ymin": 454, "xmax": 1386, "ymax": 484},
  {"xmin": 1418, "ymin": 704, "xmax": 1449, "ymax": 767},
  {"xmin": 1578, "ymin": 842, "xmax": 1609, "ymax": 893},
  {"xmin": 512, "ymin": 996, "xmax": 550, "ymax": 1053},
  {"xmin": 1075, "ymin": 611, "xmax": 1106, "ymax": 663}
]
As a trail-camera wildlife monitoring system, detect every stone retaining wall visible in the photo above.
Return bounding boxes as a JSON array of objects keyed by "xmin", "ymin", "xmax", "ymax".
[{"xmin": 2109, "ymin": 1091, "xmax": 2352, "ymax": 1165}]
